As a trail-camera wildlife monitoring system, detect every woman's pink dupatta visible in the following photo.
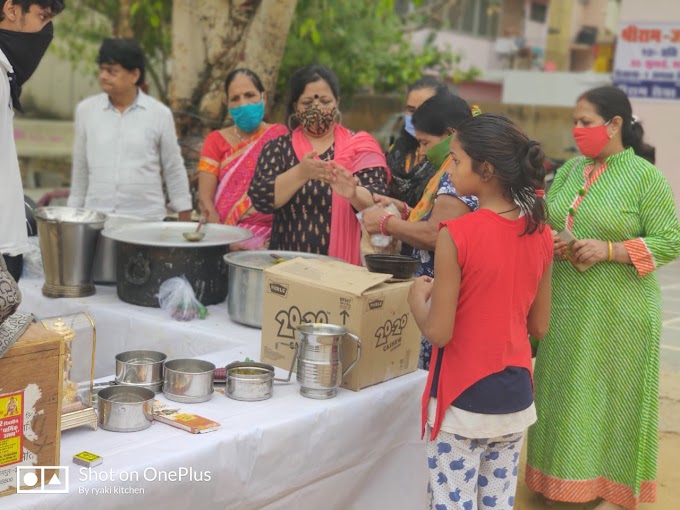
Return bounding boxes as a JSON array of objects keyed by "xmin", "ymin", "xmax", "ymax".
[{"xmin": 291, "ymin": 124, "xmax": 389, "ymax": 265}]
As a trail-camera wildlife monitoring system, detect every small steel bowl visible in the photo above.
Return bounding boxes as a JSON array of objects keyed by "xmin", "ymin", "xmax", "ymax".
[
  {"xmin": 225, "ymin": 361, "xmax": 276, "ymax": 401},
  {"xmin": 163, "ymin": 359, "xmax": 215, "ymax": 403},
  {"xmin": 115, "ymin": 350, "xmax": 166, "ymax": 392},
  {"xmin": 97, "ymin": 386, "xmax": 155, "ymax": 432}
]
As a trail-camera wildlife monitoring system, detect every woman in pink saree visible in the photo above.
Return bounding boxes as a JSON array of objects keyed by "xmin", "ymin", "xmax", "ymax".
[{"xmin": 198, "ymin": 68, "xmax": 288, "ymax": 249}]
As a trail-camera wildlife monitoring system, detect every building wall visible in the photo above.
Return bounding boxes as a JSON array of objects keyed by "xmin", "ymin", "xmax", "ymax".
[
  {"xmin": 501, "ymin": 71, "xmax": 611, "ymax": 106},
  {"xmin": 458, "ymin": 81, "xmax": 503, "ymax": 103},
  {"xmin": 523, "ymin": 0, "xmax": 550, "ymax": 50},
  {"xmin": 619, "ymin": 0, "xmax": 680, "ymax": 215},
  {"xmin": 411, "ymin": 29, "xmax": 498, "ymax": 73}
]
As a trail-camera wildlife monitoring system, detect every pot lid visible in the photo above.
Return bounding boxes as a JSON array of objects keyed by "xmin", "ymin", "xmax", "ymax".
[
  {"xmin": 103, "ymin": 214, "xmax": 146, "ymax": 232},
  {"xmin": 102, "ymin": 222, "xmax": 253, "ymax": 248},
  {"xmin": 224, "ymin": 250, "xmax": 336, "ymax": 270}
]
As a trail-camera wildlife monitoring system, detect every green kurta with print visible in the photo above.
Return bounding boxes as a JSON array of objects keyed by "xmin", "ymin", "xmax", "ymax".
[{"xmin": 527, "ymin": 148, "xmax": 680, "ymax": 508}]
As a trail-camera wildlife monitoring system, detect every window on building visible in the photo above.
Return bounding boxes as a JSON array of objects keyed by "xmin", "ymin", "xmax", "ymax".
[
  {"xmin": 530, "ymin": 2, "xmax": 548, "ymax": 23},
  {"xmin": 456, "ymin": 0, "xmax": 500, "ymax": 38},
  {"xmin": 478, "ymin": 0, "xmax": 500, "ymax": 37}
]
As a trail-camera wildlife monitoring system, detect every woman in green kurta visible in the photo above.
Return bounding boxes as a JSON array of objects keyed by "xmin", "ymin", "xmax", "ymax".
[{"xmin": 527, "ymin": 86, "xmax": 680, "ymax": 510}]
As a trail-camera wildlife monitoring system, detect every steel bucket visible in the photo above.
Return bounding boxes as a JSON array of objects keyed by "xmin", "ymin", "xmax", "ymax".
[
  {"xmin": 293, "ymin": 323, "xmax": 361, "ymax": 399},
  {"xmin": 35, "ymin": 207, "xmax": 107, "ymax": 298}
]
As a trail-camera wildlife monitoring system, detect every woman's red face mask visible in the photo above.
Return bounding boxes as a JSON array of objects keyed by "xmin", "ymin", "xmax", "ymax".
[{"xmin": 572, "ymin": 120, "xmax": 612, "ymax": 158}]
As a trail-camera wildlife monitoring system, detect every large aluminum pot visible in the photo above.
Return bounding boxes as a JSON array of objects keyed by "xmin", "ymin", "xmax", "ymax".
[
  {"xmin": 93, "ymin": 215, "xmax": 146, "ymax": 284},
  {"xmin": 163, "ymin": 359, "xmax": 215, "ymax": 403},
  {"xmin": 34, "ymin": 206, "xmax": 107, "ymax": 298},
  {"xmin": 102, "ymin": 222, "xmax": 252, "ymax": 307},
  {"xmin": 224, "ymin": 251, "xmax": 337, "ymax": 328},
  {"xmin": 97, "ymin": 386, "xmax": 154, "ymax": 432},
  {"xmin": 115, "ymin": 350, "xmax": 166, "ymax": 393}
]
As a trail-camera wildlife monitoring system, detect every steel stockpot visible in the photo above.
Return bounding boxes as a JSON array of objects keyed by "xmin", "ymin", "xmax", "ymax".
[
  {"xmin": 223, "ymin": 251, "xmax": 337, "ymax": 328},
  {"xmin": 115, "ymin": 350, "xmax": 166, "ymax": 393},
  {"xmin": 92, "ymin": 214, "xmax": 146, "ymax": 284},
  {"xmin": 225, "ymin": 361, "xmax": 294, "ymax": 401},
  {"xmin": 163, "ymin": 359, "xmax": 215, "ymax": 403},
  {"xmin": 97, "ymin": 386, "xmax": 155, "ymax": 432},
  {"xmin": 102, "ymin": 222, "xmax": 252, "ymax": 307}
]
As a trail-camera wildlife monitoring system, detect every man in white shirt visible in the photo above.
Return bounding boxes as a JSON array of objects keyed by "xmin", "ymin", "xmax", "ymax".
[
  {"xmin": 0, "ymin": 0, "xmax": 65, "ymax": 281},
  {"xmin": 67, "ymin": 38, "xmax": 192, "ymax": 221}
]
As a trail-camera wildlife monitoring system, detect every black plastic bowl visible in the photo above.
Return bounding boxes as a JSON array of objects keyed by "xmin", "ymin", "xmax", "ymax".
[{"xmin": 364, "ymin": 254, "xmax": 420, "ymax": 280}]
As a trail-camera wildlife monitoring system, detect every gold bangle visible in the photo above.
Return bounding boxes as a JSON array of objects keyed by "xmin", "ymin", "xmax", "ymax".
[{"xmin": 607, "ymin": 241, "xmax": 613, "ymax": 261}]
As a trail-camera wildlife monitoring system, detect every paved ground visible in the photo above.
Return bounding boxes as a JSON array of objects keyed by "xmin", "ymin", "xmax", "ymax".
[{"xmin": 516, "ymin": 259, "xmax": 680, "ymax": 510}]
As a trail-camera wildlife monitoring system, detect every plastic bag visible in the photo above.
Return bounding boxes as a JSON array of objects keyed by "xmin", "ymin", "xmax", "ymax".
[
  {"xmin": 22, "ymin": 237, "xmax": 44, "ymax": 279},
  {"xmin": 356, "ymin": 203, "xmax": 401, "ymax": 248},
  {"xmin": 157, "ymin": 276, "xmax": 208, "ymax": 321}
]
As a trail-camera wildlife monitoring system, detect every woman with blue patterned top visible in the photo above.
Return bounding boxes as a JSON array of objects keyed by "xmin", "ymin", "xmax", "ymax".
[{"xmin": 363, "ymin": 93, "xmax": 478, "ymax": 369}]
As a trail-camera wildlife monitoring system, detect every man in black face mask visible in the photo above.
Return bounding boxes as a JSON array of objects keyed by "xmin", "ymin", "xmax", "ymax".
[{"xmin": 0, "ymin": 0, "xmax": 64, "ymax": 281}]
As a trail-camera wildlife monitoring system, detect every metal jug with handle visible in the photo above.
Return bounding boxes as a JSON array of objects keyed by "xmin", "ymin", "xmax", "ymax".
[{"xmin": 293, "ymin": 323, "xmax": 361, "ymax": 399}]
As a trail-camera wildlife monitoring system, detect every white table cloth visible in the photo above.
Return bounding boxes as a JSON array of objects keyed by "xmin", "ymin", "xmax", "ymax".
[
  {"xmin": 17, "ymin": 276, "xmax": 259, "ymax": 379},
  {"xmin": 0, "ymin": 350, "xmax": 429, "ymax": 510}
]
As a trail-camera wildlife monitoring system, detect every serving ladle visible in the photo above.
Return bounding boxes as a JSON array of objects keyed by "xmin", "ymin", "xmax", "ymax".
[{"xmin": 183, "ymin": 217, "xmax": 206, "ymax": 242}]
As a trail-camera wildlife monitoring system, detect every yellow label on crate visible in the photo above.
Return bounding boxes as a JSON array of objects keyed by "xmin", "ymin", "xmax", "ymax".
[{"xmin": 0, "ymin": 391, "xmax": 23, "ymax": 468}]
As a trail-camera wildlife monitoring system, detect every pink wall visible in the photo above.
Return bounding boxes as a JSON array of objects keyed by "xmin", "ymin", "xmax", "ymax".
[
  {"xmin": 457, "ymin": 81, "xmax": 503, "ymax": 103},
  {"xmin": 620, "ymin": 0, "xmax": 680, "ymax": 215}
]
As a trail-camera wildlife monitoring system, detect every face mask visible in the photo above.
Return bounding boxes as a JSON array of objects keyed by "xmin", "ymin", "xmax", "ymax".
[
  {"xmin": 229, "ymin": 100, "xmax": 265, "ymax": 133},
  {"xmin": 426, "ymin": 134, "xmax": 453, "ymax": 169},
  {"xmin": 0, "ymin": 22, "xmax": 54, "ymax": 112},
  {"xmin": 572, "ymin": 121, "xmax": 611, "ymax": 158},
  {"xmin": 296, "ymin": 104, "xmax": 336, "ymax": 136},
  {"xmin": 404, "ymin": 114, "xmax": 416, "ymax": 138}
]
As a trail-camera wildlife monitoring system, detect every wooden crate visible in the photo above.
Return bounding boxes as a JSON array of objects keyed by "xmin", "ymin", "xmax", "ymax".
[{"xmin": 0, "ymin": 323, "xmax": 64, "ymax": 498}]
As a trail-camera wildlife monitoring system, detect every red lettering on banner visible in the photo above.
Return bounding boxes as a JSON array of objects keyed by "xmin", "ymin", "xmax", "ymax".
[
  {"xmin": 621, "ymin": 24, "xmax": 639, "ymax": 42},
  {"xmin": 672, "ymin": 29, "xmax": 680, "ymax": 43},
  {"xmin": 639, "ymin": 29, "xmax": 662, "ymax": 43}
]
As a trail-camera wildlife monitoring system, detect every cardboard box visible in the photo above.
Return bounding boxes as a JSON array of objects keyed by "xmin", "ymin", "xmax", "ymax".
[
  {"xmin": 0, "ymin": 323, "xmax": 64, "ymax": 498},
  {"xmin": 260, "ymin": 259, "xmax": 421, "ymax": 391}
]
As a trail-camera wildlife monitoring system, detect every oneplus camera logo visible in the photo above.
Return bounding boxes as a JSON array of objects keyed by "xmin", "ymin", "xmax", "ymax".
[{"xmin": 16, "ymin": 466, "xmax": 69, "ymax": 494}]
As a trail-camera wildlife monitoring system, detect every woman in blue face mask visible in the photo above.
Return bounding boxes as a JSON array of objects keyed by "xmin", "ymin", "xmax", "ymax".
[
  {"xmin": 197, "ymin": 68, "xmax": 288, "ymax": 249},
  {"xmin": 385, "ymin": 76, "xmax": 448, "ymax": 209}
]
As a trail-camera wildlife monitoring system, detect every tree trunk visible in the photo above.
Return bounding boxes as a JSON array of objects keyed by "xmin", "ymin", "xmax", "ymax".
[
  {"xmin": 169, "ymin": 0, "xmax": 298, "ymax": 136},
  {"xmin": 118, "ymin": 0, "xmax": 133, "ymax": 37}
]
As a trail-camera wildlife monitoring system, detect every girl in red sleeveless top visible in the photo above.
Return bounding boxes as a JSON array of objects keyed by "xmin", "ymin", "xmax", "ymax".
[{"xmin": 408, "ymin": 114, "xmax": 553, "ymax": 510}]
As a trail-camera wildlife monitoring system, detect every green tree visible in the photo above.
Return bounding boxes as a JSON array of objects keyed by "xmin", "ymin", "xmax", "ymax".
[
  {"xmin": 51, "ymin": 0, "xmax": 172, "ymax": 103},
  {"xmin": 278, "ymin": 0, "xmax": 479, "ymax": 102}
]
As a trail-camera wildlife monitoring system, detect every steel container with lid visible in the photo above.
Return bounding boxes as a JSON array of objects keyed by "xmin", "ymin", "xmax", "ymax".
[
  {"xmin": 223, "ymin": 251, "xmax": 337, "ymax": 328},
  {"xmin": 102, "ymin": 222, "xmax": 252, "ymax": 307}
]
